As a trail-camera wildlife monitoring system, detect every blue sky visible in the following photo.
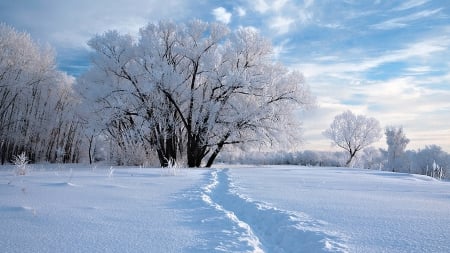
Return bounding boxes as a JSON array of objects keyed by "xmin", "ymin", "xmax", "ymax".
[{"xmin": 1, "ymin": 0, "xmax": 449, "ymax": 152}]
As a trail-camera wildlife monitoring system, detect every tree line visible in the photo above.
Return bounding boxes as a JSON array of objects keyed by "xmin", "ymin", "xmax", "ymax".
[
  {"xmin": 218, "ymin": 144, "xmax": 450, "ymax": 180},
  {"xmin": 0, "ymin": 23, "xmax": 82, "ymax": 164},
  {"xmin": 0, "ymin": 21, "xmax": 313, "ymax": 167}
]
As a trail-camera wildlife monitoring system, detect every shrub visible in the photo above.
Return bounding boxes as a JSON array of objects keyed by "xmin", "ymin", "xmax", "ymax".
[{"xmin": 13, "ymin": 152, "xmax": 29, "ymax": 175}]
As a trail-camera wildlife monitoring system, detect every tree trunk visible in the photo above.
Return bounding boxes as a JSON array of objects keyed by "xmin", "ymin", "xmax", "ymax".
[
  {"xmin": 206, "ymin": 132, "xmax": 231, "ymax": 168},
  {"xmin": 345, "ymin": 150, "xmax": 357, "ymax": 167},
  {"xmin": 205, "ymin": 145, "xmax": 222, "ymax": 168},
  {"xmin": 187, "ymin": 135, "xmax": 208, "ymax": 167},
  {"xmin": 156, "ymin": 134, "xmax": 178, "ymax": 167},
  {"xmin": 88, "ymin": 135, "xmax": 94, "ymax": 164}
]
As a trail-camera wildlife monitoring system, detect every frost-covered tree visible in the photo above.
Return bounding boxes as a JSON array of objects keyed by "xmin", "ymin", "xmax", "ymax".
[
  {"xmin": 77, "ymin": 20, "xmax": 314, "ymax": 167},
  {"xmin": 413, "ymin": 145, "xmax": 449, "ymax": 178},
  {"xmin": 323, "ymin": 110, "xmax": 382, "ymax": 167},
  {"xmin": 385, "ymin": 126, "xmax": 409, "ymax": 172},
  {"xmin": 0, "ymin": 23, "xmax": 83, "ymax": 164},
  {"xmin": 356, "ymin": 147, "xmax": 384, "ymax": 170}
]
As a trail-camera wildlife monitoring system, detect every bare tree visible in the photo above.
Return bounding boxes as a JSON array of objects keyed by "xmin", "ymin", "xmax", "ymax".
[
  {"xmin": 323, "ymin": 110, "xmax": 382, "ymax": 167},
  {"xmin": 77, "ymin": 20, "xmax": 314, "ymax": 167}
]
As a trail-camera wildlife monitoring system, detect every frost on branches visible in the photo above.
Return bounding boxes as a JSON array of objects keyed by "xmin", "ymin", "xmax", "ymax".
[
  {"xmin": 0, "ymin": 23, "xmax": 82, "ymax": 164},
  {"xmin": 323, "ymin": 110, "xmax": 382, "ymax": 167},
  {"xmin": 76, "ymin": 20, "xmax": 314, "ymax": 167},
  {"xmin": 385, "ymin": 126, "xmax": 410, "ymax": 172}
]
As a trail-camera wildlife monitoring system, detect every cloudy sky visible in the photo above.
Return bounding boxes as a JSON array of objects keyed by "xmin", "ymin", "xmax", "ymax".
[{"xmin": 1, "ymin": 0, "xmax": 449, "ymax": 152}]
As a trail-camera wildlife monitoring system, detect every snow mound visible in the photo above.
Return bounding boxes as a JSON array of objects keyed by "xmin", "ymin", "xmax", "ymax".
[
  {"xmin": 42, "ymin": 182, "xmax": 81, "ymax": 187},
  {"xmin": 0, "ymin": 205, "xmax": 37, "ymax": 218}
]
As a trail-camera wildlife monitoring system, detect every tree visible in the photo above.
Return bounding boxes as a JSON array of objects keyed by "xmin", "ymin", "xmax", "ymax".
[
  {"xmin": 323, "ymin": 110, "xmax": 382, "ymax": 167},
  {"xmin": 413, "ymin": 145, "xmax": 449, "ymax": 178},
  {"xmin": 356, "ymin": 147, "xmax": 384, "ymax": 170},
  {"xmin": 0, "ymin": 23, "xmax": 83, "ymax": 164},
  {"xmin": 385, "ymin": 126, "xmax": 409, "ymax": 172},
  {"xmin": 76, "ymin": 20, "xmax": 314, "ymax": 167}
]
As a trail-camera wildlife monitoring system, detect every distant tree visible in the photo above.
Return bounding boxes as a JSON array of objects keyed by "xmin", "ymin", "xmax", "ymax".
[
  {"xmin": 323, "ymin": 110, "xmax": 382, "ymax": 167},
  {"xmin": 413, "ymin": 145, "xmax": 449, "ymax": 178},
  {"xmin": 77, "ymin": 20, "xmax": 314, "ymax": 167},
  {"xmin": 357, "ymin": 147, "xmax": 384, "ymax": 170},
  {"xmin": 385, "ymin": 126, "xmax": 409, "ymax": 172}
]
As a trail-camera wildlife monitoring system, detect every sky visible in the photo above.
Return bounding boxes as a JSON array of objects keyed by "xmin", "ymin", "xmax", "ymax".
[{"xmin": 1, "ymin": 0, "xmax": 449, "ymax": 152}]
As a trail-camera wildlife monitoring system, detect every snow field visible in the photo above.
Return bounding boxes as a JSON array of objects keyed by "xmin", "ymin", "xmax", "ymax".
[
  {"xmin": 1, "ymin": 164, "xmax": 450, "ymax": 252},
  {"xmin": 227, "ymin": 166, "xmax": 450, "ymax": 253},
  {"xmin": 0, "ymin": 165, "xmax": 204, "ymax": 252}
]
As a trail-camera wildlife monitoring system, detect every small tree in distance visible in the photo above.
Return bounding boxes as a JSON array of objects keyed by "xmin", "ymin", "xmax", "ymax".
[
  {"xmin": 323, "ymin": 110, "xmax": 382, "ymax": 167},
  {"xmin": 385, "ymin": 126, "xmax": 409, "ymax": 172}
]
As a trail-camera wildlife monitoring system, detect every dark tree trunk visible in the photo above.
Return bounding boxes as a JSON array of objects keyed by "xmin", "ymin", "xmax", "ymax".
[
  {"xmin": 205, "ymin": 145, "xmax": 222, "ymax": 168},
  {"xmin": 88, "ymin": 135, "xmax": 94, "ymax": 164},
  {"xmin": 205, "ymin": 132, "xmax": 231, "ymax": 168},
  {"xmin": 156, "ymin": 134, "xmax": 178, "ymax": 167},
  {"xmin": 187, "ymin": 134, "xmax": 208, "ymax": 167},
  {"xmin": 345, "ymin": 149, "xmax": 358, "ymax": 167}
]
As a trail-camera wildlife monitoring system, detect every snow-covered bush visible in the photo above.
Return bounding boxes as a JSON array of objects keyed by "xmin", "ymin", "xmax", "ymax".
[
  {"xmin": 431, "ymin": 161, "xmax": 445, "ymax": 180},
  {"xmin": 410, "ymin": 145, "xmax": 449, "ymax": 179},
  {"xmin": 12, "ymin": 152, "xmax": 29, "ymax": 176},
  {"xmin": 161, "ymin": 158, "xmax": 182, "ymax": 176},
  {"xmin": 355, "ymin": 147, "xmax": 385, "ymax": 170}
]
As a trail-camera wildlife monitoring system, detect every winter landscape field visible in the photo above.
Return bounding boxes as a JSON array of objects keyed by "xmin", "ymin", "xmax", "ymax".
[
  {"xmin": 2, "ymin": 2, "xmax": 450, "ymax": 252},
  {"xmin": 1, "ymin": 164, "xmax": 449, "ymax": 253}
]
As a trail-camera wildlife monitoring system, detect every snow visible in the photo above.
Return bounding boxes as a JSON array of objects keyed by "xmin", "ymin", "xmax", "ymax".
[
  {"xmin": 227, "ymin": 166, "xmax": 450, "ymax": 253},
  {"xmin": 1, "ymin": 164, "xmax": 450, "ymax": 252}
]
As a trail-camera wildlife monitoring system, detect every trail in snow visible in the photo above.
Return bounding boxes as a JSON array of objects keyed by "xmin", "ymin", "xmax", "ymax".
[
  {"xmin": 178, "ymin": 168, "xmax": 348, "ymax": 252},
  {"xmin": 173, "ymin": 170, "xmax": 262, "ymax": 252}
]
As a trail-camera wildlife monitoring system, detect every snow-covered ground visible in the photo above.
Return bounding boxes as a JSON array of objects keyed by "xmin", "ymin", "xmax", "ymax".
[{"xmin": 1, "ymin": 164, "xmax": 449, "ymax": 252}]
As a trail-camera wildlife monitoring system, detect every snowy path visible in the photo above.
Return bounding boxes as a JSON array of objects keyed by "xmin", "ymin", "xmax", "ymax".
[{"xmin": 181, "ymin": 168, "xmax": 348, "ymax": 252}]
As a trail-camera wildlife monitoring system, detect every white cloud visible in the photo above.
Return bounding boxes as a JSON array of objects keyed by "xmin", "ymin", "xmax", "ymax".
[
  {"xmin": 298, "ymin": 8, "xmax": 314, "ymax": 24},
  {"xmin": 371, "ymin": 8, "xmax": 442, "ymax": 30},
  {"xmin": 405, "ymin": 66, "xmax": 432, "ymax": 75},
  {"xmin": 304, "ymin": 0, "xmax": 315, "ymax": 8},
  {"xmin": 273, "ymin": 0, "xmax": 289, "ymax": 11},
  {"xmin": 270, "ymin": 16, "xmax": 295, "ymax": 34},
  {"xmin": 235, "ymin": 7, "xmax": 246, "ymax": 17},
  {"xmin": 254, "ymin": 0, "xmax": 270, "ymax": 13},
  {"xmin": 296, "ymin": 35, "xmax": 450, "ymax": 81},
  {"xmin": 212, "ymin": 7, "xmax": 232, "ymax": 24},
  {"xmin": 0, "ymin": 0, "xmax": 191, "ymax": 48},
  {"xmin": 245, "ymin": 0, "xmax": 316, "ymax": 32},
  {"xmin": 272, "ymin": 39, "xmax": 292, "ymax": 59},
  {"xmin": 394, "ymin": 0, "xmax": 430, "ymax": 11}
]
